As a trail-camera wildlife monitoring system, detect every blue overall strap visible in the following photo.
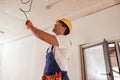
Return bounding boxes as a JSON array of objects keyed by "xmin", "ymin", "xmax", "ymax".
[
  {"xmin": 45, "ymin": 46, "xmax": 70, "ymax": 80},
  {"xmin": 45, "ymin": 46, "xmax": 61, "ymax": 75}
]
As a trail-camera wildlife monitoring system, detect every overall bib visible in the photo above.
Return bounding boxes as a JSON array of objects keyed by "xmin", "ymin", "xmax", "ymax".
[{"xmin": 45, "ymin": 46, "xmax": 69, "ymax": 80}]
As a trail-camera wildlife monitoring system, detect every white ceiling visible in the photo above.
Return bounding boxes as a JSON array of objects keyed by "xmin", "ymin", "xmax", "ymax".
[{"xmin": 0, "ymin": 0, "xmax": 120, "ymax": 44}]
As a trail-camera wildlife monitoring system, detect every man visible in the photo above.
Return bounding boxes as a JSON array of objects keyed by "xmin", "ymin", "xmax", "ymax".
[{"xmin": 26, "ymin": 18, "xmax": 72, "ymax": 80}]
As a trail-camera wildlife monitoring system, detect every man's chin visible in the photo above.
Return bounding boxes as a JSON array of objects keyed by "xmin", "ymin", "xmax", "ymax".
[{"xmin": 53, "ymin": 29, "xmax": 55, "ymax": 33}]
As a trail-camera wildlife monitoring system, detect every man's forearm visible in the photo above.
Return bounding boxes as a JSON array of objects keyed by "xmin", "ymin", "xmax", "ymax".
[{"xmin": 30, "ymin": 26, "xmax": 59, "ymax": 46}]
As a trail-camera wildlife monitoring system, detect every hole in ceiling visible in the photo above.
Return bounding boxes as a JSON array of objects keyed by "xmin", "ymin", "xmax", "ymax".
[{"xmin": 0, "ymin": 31, "xmax": 4, "ymax": 34}]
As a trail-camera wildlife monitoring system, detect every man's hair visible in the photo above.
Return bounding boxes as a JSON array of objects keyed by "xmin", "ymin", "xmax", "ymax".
[{"xmin": 59, "ymin": 21, "xmax": 70, "ymax": 35}]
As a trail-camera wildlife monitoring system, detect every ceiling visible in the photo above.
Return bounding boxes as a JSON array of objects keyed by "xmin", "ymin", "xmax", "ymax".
[{"xmin": 0, "ymin": 0, "xmax": 120, "ymax": 44}]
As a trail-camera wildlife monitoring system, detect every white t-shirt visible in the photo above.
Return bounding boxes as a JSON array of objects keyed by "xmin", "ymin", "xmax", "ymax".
[{"xmin": 53, "ymin": 35, "xmax": 72, "ymax": 71}]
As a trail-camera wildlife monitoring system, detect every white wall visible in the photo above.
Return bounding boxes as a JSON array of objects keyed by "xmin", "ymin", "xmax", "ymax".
[
  {"xmin": 1, "ymin": 36, "xmax": 49, "ymax": 80},
  {"xmin": 1, "ymin": 4, "xmax": 120, "ymax": 80},
  {"xmin": 0, "ymin": 44, "xmax": 4, "ymax": 79},
  {"xmin": 0, "ymin": 44, "xmax": 3, "ymax": 64},
  {"xmin": 0, "ymin": 44, "xmax": 4, "ymax": 63},
  {"xmin": 72, "ymin": 4, "xmax": 120, "ymax": 44}
]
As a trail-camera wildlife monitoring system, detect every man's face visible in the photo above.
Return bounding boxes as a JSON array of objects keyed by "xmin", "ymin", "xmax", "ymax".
[{"xmin": 53, "ymin": 22, "xmax": 66, "ymax": 35}]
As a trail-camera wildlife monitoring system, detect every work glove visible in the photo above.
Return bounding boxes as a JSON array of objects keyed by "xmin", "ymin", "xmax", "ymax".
[{"xmin": 26, "ymin": 20, "xmax": 33, "ymax": 29}]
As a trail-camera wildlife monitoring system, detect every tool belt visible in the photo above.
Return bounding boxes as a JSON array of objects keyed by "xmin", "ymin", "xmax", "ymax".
[{"xmin": 42, "ymin": 72, "xmax": 62, "ymax": 80}]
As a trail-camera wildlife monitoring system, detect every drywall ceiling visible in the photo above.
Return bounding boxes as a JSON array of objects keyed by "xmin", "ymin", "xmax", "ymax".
[{"xmin": 0, "ymin": 0, "xmax": 120, "ymax": 44}]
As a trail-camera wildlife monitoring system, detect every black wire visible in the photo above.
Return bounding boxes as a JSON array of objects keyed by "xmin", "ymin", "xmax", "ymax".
[
  {"xmin": 21, "ymin": 0, "xmax": 30, "ymax": 4},
  {"xmin": 19, "ymin": 8, "xmax": 29, "ymax": 20},
  {"xmin": 19, "ymin": 0, "xmax": 33, "ymax": 20}
]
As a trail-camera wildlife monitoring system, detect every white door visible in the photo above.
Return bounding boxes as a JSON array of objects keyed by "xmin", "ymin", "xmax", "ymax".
[{"xmin": 81, "ymin": 41, "xmax": 114, "ymax": 80}]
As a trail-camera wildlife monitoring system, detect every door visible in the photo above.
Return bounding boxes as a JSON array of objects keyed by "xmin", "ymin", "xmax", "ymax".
[
  {"xmin": 109, "ymin": 41, "xmax": 120, "ymax": 80},
  {"xmin": 81, "ymin": 40, "xmax": 114, "ymax": 80}
]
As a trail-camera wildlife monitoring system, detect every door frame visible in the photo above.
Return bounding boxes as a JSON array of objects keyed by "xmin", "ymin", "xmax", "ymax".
[
  {"xmin": 115, "ymin": 41, "xmax": 120, "ymax": 74},
  {"xmin": 81, "ymin": 40, "xmax": 114, "ymax": 80}
]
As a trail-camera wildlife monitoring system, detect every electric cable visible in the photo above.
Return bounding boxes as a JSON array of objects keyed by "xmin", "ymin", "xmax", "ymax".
[{"xmin": 19, "ymin": 0, "xmax": 33, "ymax": 20}]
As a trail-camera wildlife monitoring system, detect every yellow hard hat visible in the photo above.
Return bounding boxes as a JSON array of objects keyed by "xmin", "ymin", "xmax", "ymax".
[{"xmin": 56, "ymin": 18, "xmax": 72, "ymax": 31}]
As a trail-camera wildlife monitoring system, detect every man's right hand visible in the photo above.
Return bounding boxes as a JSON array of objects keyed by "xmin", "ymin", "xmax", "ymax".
[{"xmin": 26, "ymin": 20, "xmax": 33, "ymax": 29}]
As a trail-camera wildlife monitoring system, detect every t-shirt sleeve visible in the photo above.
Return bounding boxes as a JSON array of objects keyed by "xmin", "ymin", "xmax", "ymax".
[{"xmin": 55, "ymin": 35, "xmax": 72, "ymax": 48}]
